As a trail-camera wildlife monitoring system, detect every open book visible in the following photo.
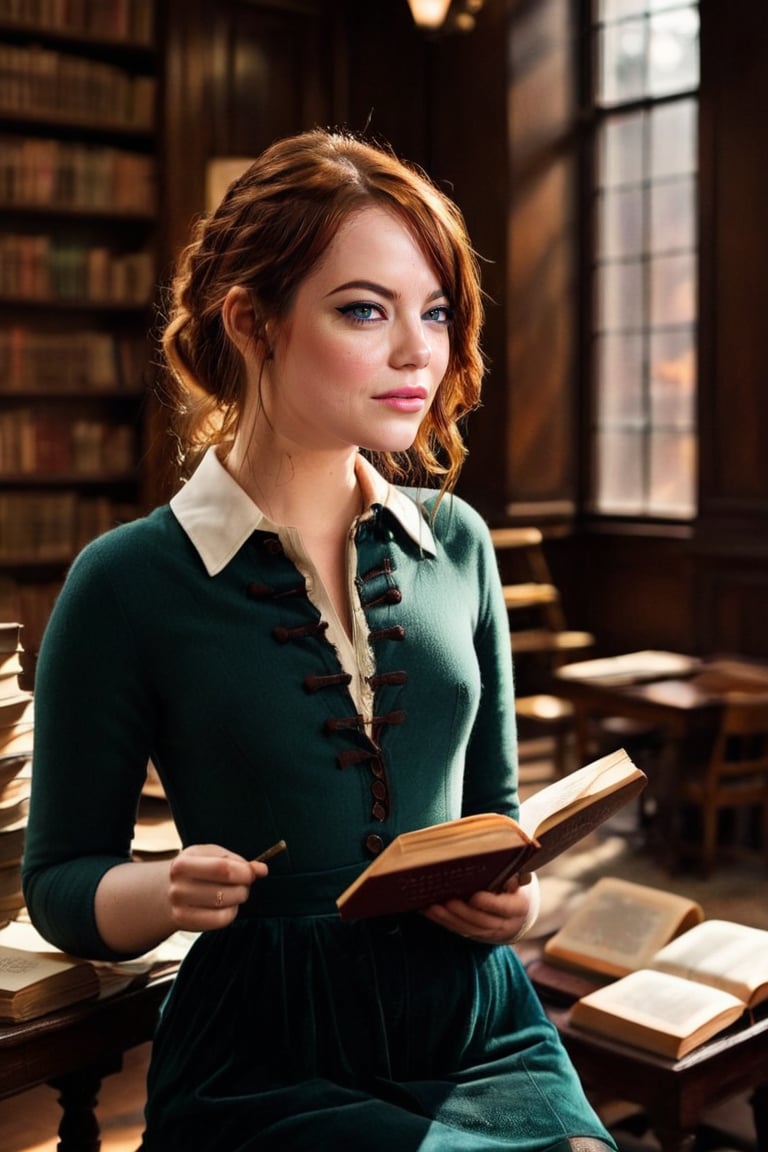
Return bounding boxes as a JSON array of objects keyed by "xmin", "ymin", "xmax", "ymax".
[
  {"xmin": 542, "ymin": 875, "xmax": 704, "ymax": 980},
  {"xmin": 555, "ymin": 649, "xmax": 700, "ymax": 686},
  {"xmin": 569, "ymin": 919, "xmax": 768, "ymax": 1059},
  {"xmin": 0, "ymin": 944, "xmax": 102, "ymax": 1022},
  {"xmin": 0, "ymin": 917, "xmax": 197, "ymax": 1023},
  {"xmin": 336, "ymin": 748, "xmax": 646, "ymax": 921}
]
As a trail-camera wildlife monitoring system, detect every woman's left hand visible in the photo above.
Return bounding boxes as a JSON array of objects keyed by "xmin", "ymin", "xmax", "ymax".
[{"xmin": 422, "ymin": 871, "xmax": 540, "ymax": 944}]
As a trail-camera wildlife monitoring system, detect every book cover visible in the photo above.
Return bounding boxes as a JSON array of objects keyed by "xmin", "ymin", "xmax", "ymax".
[{"xmin": 337, "ymin": 749, "xmax": 646, "ymax": 920}]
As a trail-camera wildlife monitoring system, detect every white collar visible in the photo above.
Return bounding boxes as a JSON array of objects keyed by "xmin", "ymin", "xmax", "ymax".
[{"xmin": 170, "ymin": 446, "xmax": 437, "ymax": 576}]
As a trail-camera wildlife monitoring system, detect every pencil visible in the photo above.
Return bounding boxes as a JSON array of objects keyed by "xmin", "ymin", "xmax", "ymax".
[{"xmin": 252, "ymin": 839, "xmax": 287, "ymax": 864}]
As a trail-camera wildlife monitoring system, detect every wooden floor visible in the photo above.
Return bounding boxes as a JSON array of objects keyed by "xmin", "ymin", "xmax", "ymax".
[{"xmin": 0, "ymin": 1041, "xmax": 149, "ymax": 1151}]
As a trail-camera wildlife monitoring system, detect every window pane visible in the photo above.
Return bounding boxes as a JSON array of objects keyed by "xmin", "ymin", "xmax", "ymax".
[
  {"xmin": 600, "ymin": 111, "xmax": 645, "ymax": 186},
  {"xmin": 599, "ymin": 19, "xmax": 646, "ymax": 105},
  {"xmin": 650, "ymin": 327, "xmax": 696, "ymax": 426},
  {"xmin": 595, "ymin": 332, "xmax": 645, "ymax": 422},
  {"xmin": 595, "ymin": 430, "xmax": 645, "ymax": 514},
  {"xmin": 649, "ymin": 430, "xmax": 697, "ymax": 516},
  {"xmin": 650, "ymin": 176, "xmax": 695, "ymax": 252},
  {"xmin": 598, "ymin": 185, "xmax": 645, "ymax": 257},
  {"xmin": 599, "ymin": 0, "xmax": 685, "ymax": 16},
  {"xmin": 648, "ymin": 8, "xmax": 699, "ymax": 97},
  {"xmin": 598, "ymin": 259, "xmax": 644, "ymax": 330},
  {"xmin": 649, "ymin": 99, "xmax": 697, "ymax": 178},
  {"xmin": 650, "ymin": 251, "xmax": 696, "ymax": 325}
]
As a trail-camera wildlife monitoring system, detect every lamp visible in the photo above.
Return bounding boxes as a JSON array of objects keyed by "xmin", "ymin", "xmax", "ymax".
[
  {"xmin": 406, "ymin": 0, "xmax": 484, "ymax": 33},
  {"xmin": 406, "ymin": 0, "xmax": 452, "ymax": 29}
]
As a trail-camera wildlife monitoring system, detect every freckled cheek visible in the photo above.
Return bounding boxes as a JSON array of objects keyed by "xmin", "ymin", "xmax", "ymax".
[{"xmin": 431, "ymin": 345, "xmax": 451, "ymax": 392}]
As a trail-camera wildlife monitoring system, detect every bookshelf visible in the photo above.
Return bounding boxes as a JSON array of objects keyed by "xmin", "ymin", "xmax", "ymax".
[{"xmin": 0, "ymin": 1, "xmax": 159, "ymax": 658}]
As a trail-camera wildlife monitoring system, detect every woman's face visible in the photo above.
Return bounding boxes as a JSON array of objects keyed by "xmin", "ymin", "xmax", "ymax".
[{"xmin": 262, "ymin": 205, "xmax": 452, "ymax": 455}]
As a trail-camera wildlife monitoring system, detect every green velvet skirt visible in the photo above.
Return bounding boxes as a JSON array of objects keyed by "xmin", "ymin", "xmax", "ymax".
[{"xmin": 141, "ymin": 874, "xmax": 616, "ymax": 1151}]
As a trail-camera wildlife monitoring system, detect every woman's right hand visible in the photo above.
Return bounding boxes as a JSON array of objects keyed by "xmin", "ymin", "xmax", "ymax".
[
  {"xmin": 94, "ymin": 845, "xmax": 269, "ymax": 955},
  {"xmin": 167, "ymin": 844, "xmax": 268, "ymax": 931}
]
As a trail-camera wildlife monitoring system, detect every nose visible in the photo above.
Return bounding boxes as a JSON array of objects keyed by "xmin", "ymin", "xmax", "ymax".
[{"xmin": 391, "ymin": 319, "xmax": 431, "ymax": 369}]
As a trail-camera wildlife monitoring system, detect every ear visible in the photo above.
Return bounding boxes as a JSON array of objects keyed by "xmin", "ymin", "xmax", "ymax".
[{"xmin": 222, "ymin": 286, "xmax": 260, "ymax": 354}]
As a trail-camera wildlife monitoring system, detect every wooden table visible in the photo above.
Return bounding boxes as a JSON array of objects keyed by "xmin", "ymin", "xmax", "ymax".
[
  {"xmin": 516, "ymin": 942, "xmax": 768, "ymax": 1152},
  {"xmin": 0, "ymin": 968, "xmax": 176, "ymax": 1152},
  {"xmin": 553, "ymin": 653, "xmax": 768, "ymax": 867},
  {"xmin": 551, "ymin": 1000, "xmax": 768, "ymax": 1152}
]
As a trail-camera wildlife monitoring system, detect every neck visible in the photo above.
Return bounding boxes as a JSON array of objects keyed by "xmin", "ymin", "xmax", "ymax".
[{"xmin": 226, "ymin": 432, "xmax": 362, "ymax": 537}]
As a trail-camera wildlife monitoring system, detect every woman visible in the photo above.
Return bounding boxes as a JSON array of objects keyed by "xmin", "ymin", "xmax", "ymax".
[{"xmin": 22, "ymin": 129, "xmax": 616, "ymax": 1151}]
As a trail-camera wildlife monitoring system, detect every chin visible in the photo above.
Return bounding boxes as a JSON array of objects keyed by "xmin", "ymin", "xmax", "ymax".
[{"xmin": 360, "ymin": 428, "xmax": 422, "ymax": 456}]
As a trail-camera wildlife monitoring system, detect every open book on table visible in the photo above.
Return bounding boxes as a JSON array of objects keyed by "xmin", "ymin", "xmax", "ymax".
[
  {"xmin": 555, "ymin": 649, "xmax": 701, "ymax": 686},
  {"xmin": 541, "ymin": 875, "xmax": 705, "ymax": 981},
  {"xmin": 336, "ymin": 748, "xmax": 646, "ymax": 921},
  {"xmin": 568, "ymin": 919, "xmax": 768, "ymax": 1059}
]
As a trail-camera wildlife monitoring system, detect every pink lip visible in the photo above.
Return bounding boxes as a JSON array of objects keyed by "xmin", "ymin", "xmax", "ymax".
[
  {"xmin": 374, "ymin": 389, "xmax": 428, "ymax": 413},
  {"xmin": 376, "ymin": 387, "xmax": 428, "ymax": 401},
  {"xmin": 374, "ymin": 386, "xmax": 429, "ymax": 413}
]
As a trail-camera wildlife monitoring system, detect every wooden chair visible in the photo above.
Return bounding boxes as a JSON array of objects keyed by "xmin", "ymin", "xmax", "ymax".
[
  {"xmin": 490, "ymin": 528, "xmax": 594, "ymax": 775},
  {"xmin": 679, "ymin": 692, "xmax": 768, "ymax": 875}
]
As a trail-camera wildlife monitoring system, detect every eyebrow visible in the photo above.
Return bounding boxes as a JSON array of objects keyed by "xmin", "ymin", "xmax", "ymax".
[{"xmin": 327, "ymin": 280, "xmax": 448, "ymax": 303}]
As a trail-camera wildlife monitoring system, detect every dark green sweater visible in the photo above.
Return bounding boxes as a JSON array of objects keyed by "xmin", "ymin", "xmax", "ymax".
[{"xmin": 22, "ymin": 487, "xmax": 518, "ymax": 960}]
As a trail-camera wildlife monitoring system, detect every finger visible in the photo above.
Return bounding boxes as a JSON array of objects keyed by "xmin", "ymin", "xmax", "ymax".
[{"xmin": 170, "ymin": 848, "xmax": 253, "ymax": 887}]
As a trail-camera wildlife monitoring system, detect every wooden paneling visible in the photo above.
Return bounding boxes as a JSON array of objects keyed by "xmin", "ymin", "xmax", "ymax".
[
  {"xmin": 338, "ymin": 0, "xmax": 428, "ymax": 163},
  {"xmin": 568, "ymin": 534, "xmax": 696, "ymax": 656},
  {"xmin": 698, "ymin": 2, "xmax": 768, "ymax": 511},
  {"xmin": 428, "ymin": 0, "xmax": 580, "ymax": 524},
  {"xmin": 697, "ymin": 566, "xmax": 768, "ymax": 659},
  {"xmin": 149, "ymin": 0, "xmax": 345, "ymax": 502}
]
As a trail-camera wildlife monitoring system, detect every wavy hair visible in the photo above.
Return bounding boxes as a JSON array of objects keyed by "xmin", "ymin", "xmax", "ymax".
[{"xmin": 161, "ymin": 128, "xmax": 486, "ymax": 493}]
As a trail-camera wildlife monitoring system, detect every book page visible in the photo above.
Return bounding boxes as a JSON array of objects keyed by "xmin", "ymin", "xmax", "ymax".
[
  {"xmin": 544, "ymin": 877, "xmax": 703, "ymax": 978},
  {"xmin": 516, "ymin": 751, "xmax": 646, "ymax": 872},
  {"xmin": 571, "ymin": 968, "xmax": 745, "ymax": 1043},
  {"xmin": 368, "ymin": 813, "xmax": 528, "ymax": 868},
  {"xmin": 518, "ymin": 749, "xmax": 638, "ymax": 839},
  {"xmin": 651, "ymin": 919, "xmax": 768, "ymax": 1007},
  {"xmin": 0, "ymin": 945, "xmax": 81, "ymax": 992}
]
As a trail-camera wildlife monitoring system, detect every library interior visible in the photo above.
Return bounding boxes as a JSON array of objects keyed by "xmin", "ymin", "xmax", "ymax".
[{"xmin": 0, "ymin": 2, "xmax": 767, "ymax": 1151}]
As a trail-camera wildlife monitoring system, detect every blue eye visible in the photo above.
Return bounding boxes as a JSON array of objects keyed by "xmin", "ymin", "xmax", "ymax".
[
  {"xmin": 337, "ymin": 302, "xmax": 382, "ymax": 323},
  {"xmin": 424, "ymin": 305, "xmax": 453, "ymax": 325}
]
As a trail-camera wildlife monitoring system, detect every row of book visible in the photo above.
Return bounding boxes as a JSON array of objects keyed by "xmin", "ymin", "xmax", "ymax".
[
  {"xmin": 0, "ymin": 579, "xmax": 60, "ymax": 659},
  {"xmin": 0, "ymin": 621, "xmax": 33, "ymax": 930},
  {"xmin": 0, "ymin": 235, "xmax": 155, "ymax": 305},
  {"xmin": 0, "ymin": 45, "xmax": 156, "ymax": 128},
  {"xmin": 0, "ymin": 136, "xmax": 156, "ymax": 214},
  {"xmin": 0, "ymin": 491, "xmax": 138, "ymax": 562},
  {"xmin": 0, "ymin": 327, "xmax": 147, "ymax": 394},
  {"xmin": 0, "ymin": 409, "xmax": 135, "ymax": 477},
  {"xmin": 0, "ymin": 0, "xmax": 155, "ymax": 46}
]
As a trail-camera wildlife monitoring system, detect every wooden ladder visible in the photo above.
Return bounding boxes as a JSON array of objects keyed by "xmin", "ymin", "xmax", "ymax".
[{"xmin": 490, "ymin": 527, "xmax": 594, "ymax": 775}]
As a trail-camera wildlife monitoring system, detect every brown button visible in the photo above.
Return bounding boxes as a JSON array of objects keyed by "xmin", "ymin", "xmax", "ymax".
[
  {"xmin": 371, "ymin": 780, "xmax": 387, "ymax": 800},
  {"xmin": 371, "ymin": 802, "xmax": 387, "ymax": 821},
  {"xmin": 365, "ymin": 834, "xmax": 384, "ymax": 855}
]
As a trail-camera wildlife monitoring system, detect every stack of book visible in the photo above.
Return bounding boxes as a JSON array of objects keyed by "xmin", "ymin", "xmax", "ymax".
[
  {"xmin": 0, "ymin": 621, "xmax": 33, "ymax": 927},
  {"xmin": 0, "ymin": 915, "xmax": 193, "ymax": 1024}
]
